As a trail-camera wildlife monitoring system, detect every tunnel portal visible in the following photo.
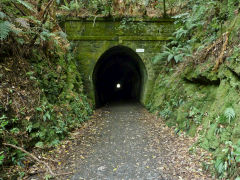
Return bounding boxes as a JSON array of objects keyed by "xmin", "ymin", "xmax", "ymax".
[{"xmin": 93, "ymin": 46, "xmax": 147, "ymax": 107}]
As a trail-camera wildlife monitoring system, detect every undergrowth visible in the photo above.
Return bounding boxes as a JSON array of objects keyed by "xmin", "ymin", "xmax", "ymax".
[
  {"xmin": 149, "ymin": 0, "xmax": 240, "ymax": 179},
  {"xmin": 1, "ymin": 0, "xmax": 240, "ymax": 179},
  {"xmin": 0, "ymin": 0, "xmax": 92, "ymax": 178}
]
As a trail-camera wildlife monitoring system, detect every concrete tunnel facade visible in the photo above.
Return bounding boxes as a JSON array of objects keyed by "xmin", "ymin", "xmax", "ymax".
[{"xmin": 63, "ymin": 17, "xmax": 174, "ymax": 107}]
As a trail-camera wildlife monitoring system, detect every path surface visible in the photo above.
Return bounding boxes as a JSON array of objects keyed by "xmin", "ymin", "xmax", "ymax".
[
  {"xmin": 71, "ymin": 102, "xmax": 171, "ymax": 180},
  {"xmin": 29, "ymin": 102, "xmax": 212, "ymax": 179}
]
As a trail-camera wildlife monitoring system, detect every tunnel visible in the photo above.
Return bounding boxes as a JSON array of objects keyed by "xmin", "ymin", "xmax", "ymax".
[{"xmin": 93, "ymin": 46, "xmax": 147, "ymax": 107}]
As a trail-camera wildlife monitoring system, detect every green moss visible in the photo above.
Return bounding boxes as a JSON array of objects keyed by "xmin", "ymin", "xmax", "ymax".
[
  {"xmin": 63, "ymin": 18, "xmax": 175, "ymax": 106},
  {"xmin": 232, "ymin": 125, "xmax": 240, "ymax": 144},
  {"xmin": 220, "ymin": 128, "xmax": 231, "ymax": 142},
  {"xmin": 188, "ymin": 124, "xmax": 197, "ymax": 137},
  {"xmin": 63, "ymin": 18, "xmax": 240, "ymax": 179},
  {"xmin": 64, "ymin": 18, "xmax": 174, "ymax": 38},
  {"xmin": 146, "ymin": 52, "xmax": 240, "ymax": 180},
  {"xmin": 67, "ymin": 35, "xmax": 170, "ymax": 41}
]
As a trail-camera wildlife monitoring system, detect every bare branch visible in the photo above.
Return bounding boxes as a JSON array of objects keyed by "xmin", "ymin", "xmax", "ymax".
[
  {"xmin": 3, "ymin": 143, "xmax": 73, "ymax": 177},
  {"xmin": 3, "ymin": 143, "xmax": 55, "ymax": 176}
]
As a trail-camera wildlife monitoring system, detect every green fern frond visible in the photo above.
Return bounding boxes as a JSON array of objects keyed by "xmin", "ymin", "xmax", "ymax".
[
  {"xmin": 40, "ymin": 30, "xmax": 55, "ymax": 41},
  {"xmin": 63, "ymin": 0, "xmax": 69, "ymax": 6},
  {"xmin": 153, "ymin": 52, "xmax": 169, "ymax": 64},
  {"xmin": 173, "ymin": 12, "xmax": 189, "ymax": 19},
  {"xmin": 0, "ymin": 21, "xmax": 11, "ymax": 40},
  {"xmin": 0, "ymin": 12, "xmax": 6, "ymax": 19},
  {"xmin": 56, "ymin": 31, "xmax": 67, "ymax": 39},
  {"xmin": 56, "ymin": 0, "xmax": 61, "ymax": 5},
  {"xmin": 60, "ymin": 5, "xmax": 70, "ymax": 11},
  {"xmin": 224, "ymin": 107, "xmax": 235, "ymax": 123},
  {"xmin": 15, "ymin": 0, "xmax": 35, "ymax": 12}
]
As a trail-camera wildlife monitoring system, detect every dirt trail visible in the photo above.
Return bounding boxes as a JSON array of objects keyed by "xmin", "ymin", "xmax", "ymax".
[{"xmin": 29, "ymin": 101, "xmax": 212, "ymax": 179}]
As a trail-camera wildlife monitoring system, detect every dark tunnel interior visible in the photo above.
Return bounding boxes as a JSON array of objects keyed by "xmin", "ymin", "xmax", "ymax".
[{"xmin": 93, "ymin": 46, "xmax": 146, "ymax": 107}]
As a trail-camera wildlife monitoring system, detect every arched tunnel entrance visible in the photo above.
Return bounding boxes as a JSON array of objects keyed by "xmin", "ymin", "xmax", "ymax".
[{"xmin": 93, "ymin": 46, "xmax": 147, "ymax": 107}]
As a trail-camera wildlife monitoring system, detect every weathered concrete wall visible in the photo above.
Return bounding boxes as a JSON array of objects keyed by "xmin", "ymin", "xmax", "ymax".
[{"xmin": 63, "ymin": 17, "xmax": 174, "ymax": 106}]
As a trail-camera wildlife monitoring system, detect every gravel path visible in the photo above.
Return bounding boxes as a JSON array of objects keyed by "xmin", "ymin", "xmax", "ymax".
[
  {"xmin": 28, "ymin": 101, "xmax": 212, "ymax": 179},
  {"xmin": 71, "ymin": 102, "xmax": 172, "ymax": 180}
]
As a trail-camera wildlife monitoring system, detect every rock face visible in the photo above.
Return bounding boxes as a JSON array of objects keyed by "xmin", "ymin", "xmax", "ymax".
[{"xmin": 63, "ymin": 17, "xmax": 175, "ymax": 106}]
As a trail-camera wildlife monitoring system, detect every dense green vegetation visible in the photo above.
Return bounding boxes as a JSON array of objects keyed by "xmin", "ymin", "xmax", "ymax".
[
  {"xmin": 1, "ymin": 0, "xmax": 240, "ymax": 179},
  {"xmin": 148, "ymin": 0, "xmax": 240, "ymax": 179},
  {"xmin": 0, "ymin": 0, "xmax": 93, "ymax": 178}
]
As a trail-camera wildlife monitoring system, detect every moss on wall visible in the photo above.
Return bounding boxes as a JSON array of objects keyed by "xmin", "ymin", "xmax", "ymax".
[
  {"xmin": 64, "ymin": 17, "xmax": 174, "ymax": 106},
  {"xmin": 147, "ymin": 56, "xmax": 240, "ymax": 176}
]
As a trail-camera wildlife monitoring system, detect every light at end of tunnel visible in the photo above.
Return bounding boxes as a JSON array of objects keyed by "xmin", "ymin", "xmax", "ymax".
[{"xmin": 116, "ymin": 83, "xmax": 121, "ymax": 89}]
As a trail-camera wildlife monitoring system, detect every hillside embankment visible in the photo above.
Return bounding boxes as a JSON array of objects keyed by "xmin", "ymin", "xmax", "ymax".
[{"xmin": 147, "ymin": 8, "xmax": 240, "ymax": 179}]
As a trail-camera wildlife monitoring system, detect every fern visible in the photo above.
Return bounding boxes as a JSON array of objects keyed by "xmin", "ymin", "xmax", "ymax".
[
  {"xmin": 173, "ymin": 12, "xmax": 189, "ymax": 21},
  {"xmin": 0, "ymin": 12, "xmax": 6, "ymax": 19},
  {"xmin": 60, "ymin": 5, "xmax": 70, "ymax": 11},
  {"xmin": 56, "ymin": 31, "xmax": 67, "ymax": 39},
  {"xmin": 63, "ymin": 0, "xmax": 69, "ymax": 6},
  {"xmin": 15, "ymin": 0, "xmax": 35, "ymax": 12},
  {"xmin": 60, "ymin": 0, "xmax": 83, "ymax": 11},
  {"xmin": 227, "ymin": 0, "xmax": 237, "ymax": 18},
  {"xmin": 173, "ymin": 27, "xmax": 188, "ymax": 39},
  {"xmin": 153, "ymin": 44, "xmax": 192, "ymax": 64},
  {"xmin": 56, "ymin": 0, "xmax": 61, "ymax": 5},
  {"xmin": 40, "ymin": 30, "xmax": 55, "ymax": 41},
  {"xmin": 153, "ymin": 52, "xmax": 169, "ymax": 64},
  {"xmin": 224, "ymin": 107, "xmax": 235, "ymax": 124},
  {"xmin": 0, "ymin": 21, "xmax": 11, "ymax": 40}
]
